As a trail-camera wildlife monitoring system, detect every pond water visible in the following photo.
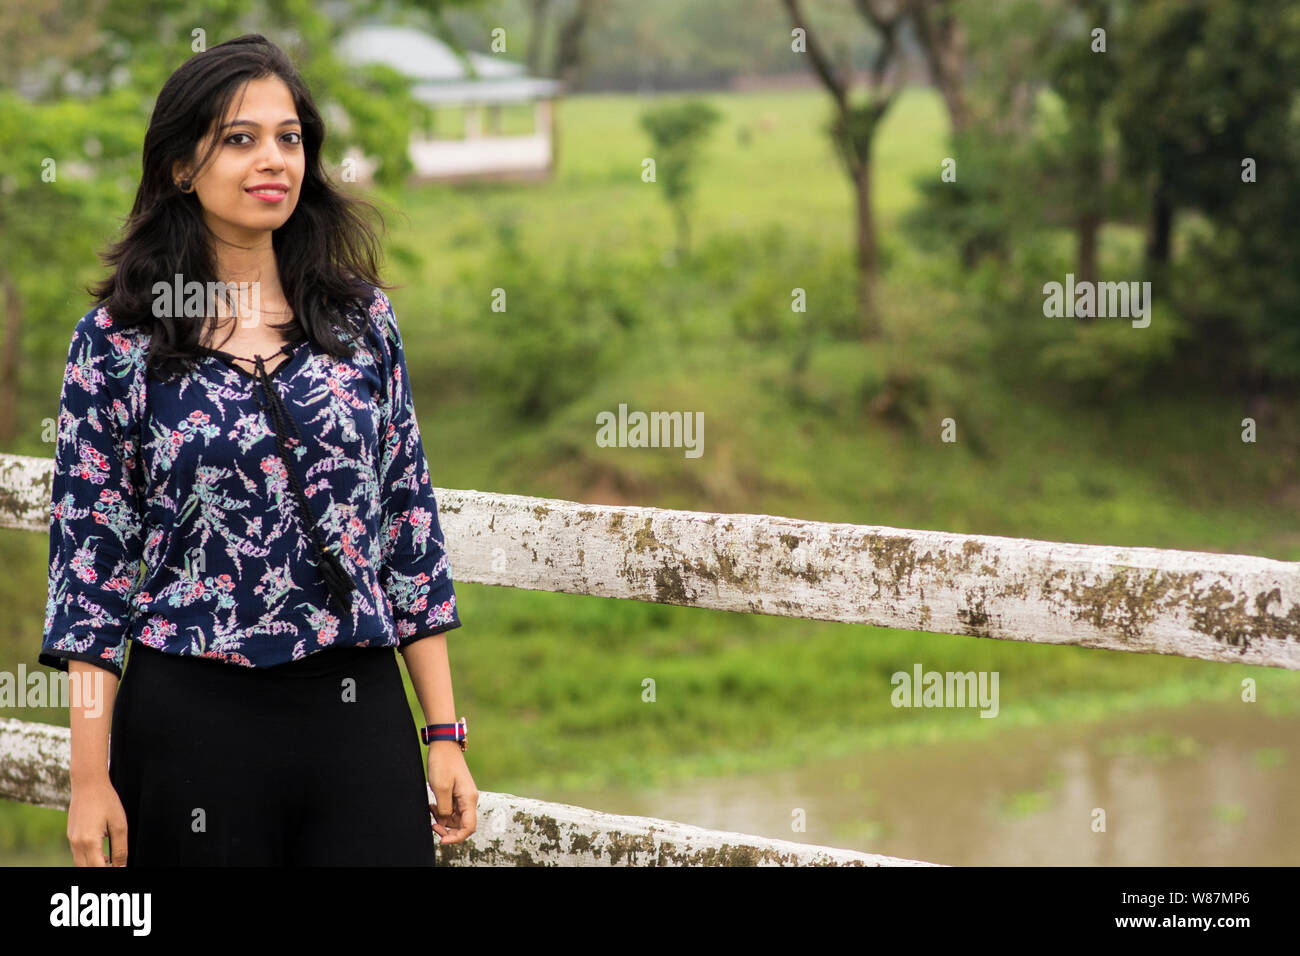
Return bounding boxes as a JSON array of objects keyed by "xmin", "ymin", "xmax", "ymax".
[{"xmin": 533, "ymin": 702, "xmax": 1299, "ymax": 865}]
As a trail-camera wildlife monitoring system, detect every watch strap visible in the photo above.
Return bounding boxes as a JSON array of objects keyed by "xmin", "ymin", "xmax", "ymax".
[{"xmin": 421, "ymin": 716, "xmax": 467, "ymax": 750}]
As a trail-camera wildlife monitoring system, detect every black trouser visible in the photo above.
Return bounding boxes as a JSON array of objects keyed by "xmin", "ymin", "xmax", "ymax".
[{"xmin": 108, "ymin": 642, "xmax": 436, "ymax": 866}]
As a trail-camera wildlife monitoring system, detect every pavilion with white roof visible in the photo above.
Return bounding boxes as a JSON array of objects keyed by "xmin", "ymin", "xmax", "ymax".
[{"xmin": 335, "ymin": 23, "xmax": 564, "ymax": 184}]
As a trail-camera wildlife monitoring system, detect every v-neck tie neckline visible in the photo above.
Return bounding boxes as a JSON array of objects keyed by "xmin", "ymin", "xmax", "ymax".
[{"xmin": 250, "ymin": 351, "xmax": 356, "ymax": 615}]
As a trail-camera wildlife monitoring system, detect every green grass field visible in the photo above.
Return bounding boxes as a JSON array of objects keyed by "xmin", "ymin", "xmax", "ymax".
[{"xmin": 4, "ymin": 88, "xmax": 1298, "ymax": 864}]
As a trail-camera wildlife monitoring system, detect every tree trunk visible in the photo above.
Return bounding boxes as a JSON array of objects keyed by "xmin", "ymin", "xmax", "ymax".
[
  {"xmin": 855, "ymin": 158, "xmax": 878, "ymax": 337},
  {"xmin": 1146, "ymin": 174, "xmax": 1173, "ymax": 265},
  {"xmin": 555, "ymin": 0, "xmax": 597, "ymax": 90},
  {"xmin": 0, "ymin": 269, "xmax": 21, "ymax": 443},
  {"xmin": 913, "ymin": 0, "xmax": 969, "ymax": 135},
  {"xmin": 526, "ymin": 0, "xmax": 551, "ymax": 76},
  {"xmin": 674, "ymin": 204, "xmax": 690, "ymax": 260},
  {"xmin": 779, "ymin": 0, "xmax": 901, "ymax": 340},
  {"xmin": 1076, "ymin": 211, "xmax": 1100, "ymax": 319}
]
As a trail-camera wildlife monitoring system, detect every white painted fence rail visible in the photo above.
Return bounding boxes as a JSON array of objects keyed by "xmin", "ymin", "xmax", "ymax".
[{"xmin": 3, "ymin": 451, "xmax": 1294, "ymax": 669}]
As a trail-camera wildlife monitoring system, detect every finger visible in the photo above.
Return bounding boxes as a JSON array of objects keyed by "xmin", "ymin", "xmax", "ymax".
[
  {"xmin": 431, "ymin": 799, "xmax": 457, "ymax": 827},
  {"xmin": 108, "ymin": 820, "xmax": 128, "ymax": 867},
  {"xmin": 433, "ymin": 785, "xmax": 454, "ymax": 820},
  {"xmin": 452, "ymin": 778, "xmax": 477, "ymax": 832},
  {"xmin": 73, "ymin": 838, "xmax": 106, "ymax": 867},
  {"xmin": 458, "ymin": 801, "xmax": 477, "ymax": 836},
  {"xmin": 436, "ymin": 807, "xmax": 472, "ymax": 843}
]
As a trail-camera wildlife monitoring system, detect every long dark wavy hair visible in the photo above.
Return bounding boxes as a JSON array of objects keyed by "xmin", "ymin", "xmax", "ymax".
[{"xmin": 88, "ymin": 34, "xmax": 391, "ymax": 383}]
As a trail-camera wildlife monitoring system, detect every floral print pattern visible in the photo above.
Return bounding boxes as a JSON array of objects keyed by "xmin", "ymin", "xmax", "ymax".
[{"xmin": 40, "ymin": 287, "xmax": 461, "ymax": 678}]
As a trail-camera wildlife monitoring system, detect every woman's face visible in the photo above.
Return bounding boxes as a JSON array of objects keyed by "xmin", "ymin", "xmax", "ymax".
[{"xmin": 174, "ymin": 75, "xmax": 305, "ymax": 244}]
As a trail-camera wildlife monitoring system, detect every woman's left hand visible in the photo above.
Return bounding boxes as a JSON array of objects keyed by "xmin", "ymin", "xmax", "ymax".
[{"xmin": 428, "ymin": 742, "xmax": 477, "ymax": 844}]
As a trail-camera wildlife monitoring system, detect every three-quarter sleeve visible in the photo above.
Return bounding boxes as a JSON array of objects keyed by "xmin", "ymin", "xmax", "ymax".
[
  {"xmin": 39, "ymin": 310, "xmax": 146, "ymax": 680},
  {"xmin": 371, "ymin": 291, "xmax": 462, "ymax": 646}
]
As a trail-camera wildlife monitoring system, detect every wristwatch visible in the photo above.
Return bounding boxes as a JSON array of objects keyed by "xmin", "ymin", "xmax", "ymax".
[{"xmin": 421, "ymin": 716, "xmax": 467, "ymax": 751}]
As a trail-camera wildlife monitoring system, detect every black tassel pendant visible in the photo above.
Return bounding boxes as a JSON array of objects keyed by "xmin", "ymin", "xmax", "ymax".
[
  {"xmin": 318, "ymin": 545, "xmax": 356, "ymax": 614},
  {"xmin": 252, "ymin": 357, "xmax": 358, "ymax": 618}
]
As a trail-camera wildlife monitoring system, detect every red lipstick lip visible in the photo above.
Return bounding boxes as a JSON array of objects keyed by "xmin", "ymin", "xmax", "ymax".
[{"xmin": 246, "ymin": 184, "xmax": 289, "ymax": 203}]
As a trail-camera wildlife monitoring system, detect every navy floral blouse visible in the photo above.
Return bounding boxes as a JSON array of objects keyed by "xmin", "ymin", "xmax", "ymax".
[{"xmin": 39, "ymin": 286, "xmax": 461, "ymax": 679}]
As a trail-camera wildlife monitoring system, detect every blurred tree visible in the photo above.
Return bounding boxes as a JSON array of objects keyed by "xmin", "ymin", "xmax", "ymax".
[
  {"xmin": 1112, "ymin": 0, "xmax": 1300, "ymax": 271},
  {"xmin": 904, "ymin": 0, "xmax": 1064, "ymax": 272},
  {"xmin": 0, "ymin": 89, "xmax": 145, "ymax": 441},
  {"xmin": 1041, "ymin": 0, "xmax": 1120, "ymax": 294},
  {"xmin": 905, "ymin": 0, "xmax": 1300, "ymax": 393},
  {"xmin": 1112, "ymin": 0, "xmax": 1300, "ymax": 389},
  {"xmin": 911, "ymin": 0, "xmax": 969, "ymax": 134},
  {"xmin": 0, "ymin": 0, "xmax": 106, "ymax": 93},
  {"xmin": 523, "ymin": 0, "xmax": 609, "ymax": 90},
  {"xmin": 518, "ymin": 0, "xmax": 612, "ymax": 179},
  {"xmin": 780, "ymin": 0, "xmax": 911, "ymax": 338},
  {"xmin": 638, "ymin": 99, "xmax": 722, "ymax": 259}
]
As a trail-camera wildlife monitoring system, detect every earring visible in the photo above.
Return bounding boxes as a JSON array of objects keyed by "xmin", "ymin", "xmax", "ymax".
[{"xmin": 179, "ymin": 178, "xmax": 193, "ymax": 193}]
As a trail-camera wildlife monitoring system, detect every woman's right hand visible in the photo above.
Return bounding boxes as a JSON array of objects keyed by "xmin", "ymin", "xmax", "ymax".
[{"xmin": 67, "ymin": 775, "xmax": 128, "ymax": 866}]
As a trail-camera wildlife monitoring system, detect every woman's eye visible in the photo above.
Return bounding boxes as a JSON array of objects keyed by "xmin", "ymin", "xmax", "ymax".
[{"xmin": 225, "ymin": 132, "xmax": 302, "ymax": 146}]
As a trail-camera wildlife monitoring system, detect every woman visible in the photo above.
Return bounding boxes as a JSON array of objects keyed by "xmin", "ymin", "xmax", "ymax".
[{"xmin": 39, "ymin": 34, "xmax": 477, "ymax": 866}]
